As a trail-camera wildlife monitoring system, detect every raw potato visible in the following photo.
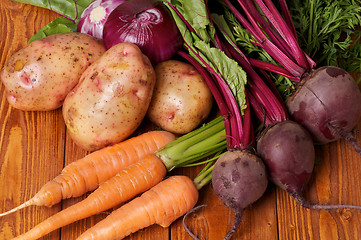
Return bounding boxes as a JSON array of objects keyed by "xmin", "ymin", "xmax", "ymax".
[
  {"xmin": 0, "ymin": 32, "xmax": 106, "ymax": 111},
  {"xmin": 147, "ymin": 60, "xmax": 213, "ymax": 134},
  {"xmin": 63, "ymin": 43, "xmax": 156, "ymax": 151}
]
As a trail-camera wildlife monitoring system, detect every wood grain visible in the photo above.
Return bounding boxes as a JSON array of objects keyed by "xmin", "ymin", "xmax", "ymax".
[
  {"xmin": 1, "ymin": 1, "xmax": 361, "ymax": 240},
  {"xmin": 0, "ymin": 1, "xmax": 66, "ymax": 240}
]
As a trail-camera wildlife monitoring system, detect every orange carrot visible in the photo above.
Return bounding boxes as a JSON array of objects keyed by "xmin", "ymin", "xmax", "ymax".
[
  {"xmin": 12, "ymin": 154, "xmax": 167, "ymax": 240},
  {"xmin": 0, "ymin": 131, "xmax": 175, "ymax": 216},
  {"xmin": 8, "ymin": 116, "xmax": 225, "ymax": 240},
  {"xmin": 10, "ymin": 117, "xmax": 227, "ymax": 240},
  {"xmin": 76, "ymin": 175, "xmax": 199, "ymax": 240}
]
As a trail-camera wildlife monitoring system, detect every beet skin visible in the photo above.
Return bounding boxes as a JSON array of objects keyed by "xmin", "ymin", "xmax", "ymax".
[
  {"xmin": 212, "ymin": 150, "xmax": 268, "ymax": 240},
  {"xmin": 287, "ymin": 66, "xmax": 361, "ymax": 143},
  {"xmin": 256, "ymin": 120, "xmax": 315, "ymax": 196}
]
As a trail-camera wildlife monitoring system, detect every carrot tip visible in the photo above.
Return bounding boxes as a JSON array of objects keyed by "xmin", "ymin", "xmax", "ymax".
[{"xmin": 0, "ymin": 199, "xmax": 35, "ymax": 217}]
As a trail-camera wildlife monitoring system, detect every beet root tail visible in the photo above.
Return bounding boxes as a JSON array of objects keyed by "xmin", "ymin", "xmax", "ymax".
[
  {"xmin": 224, "ymin": 211, "xmax": 243, "ymax": 240},
  {"xmin": 182, "ymin": 205, "xmax": 206, "ymax": 240},
  {"xmin": 293, "ymin": 194, "xmax": 361, "ymax": 211},
  {"xmin": 341, "ymin": 130, "xmax": 361, "ymax": 156}
]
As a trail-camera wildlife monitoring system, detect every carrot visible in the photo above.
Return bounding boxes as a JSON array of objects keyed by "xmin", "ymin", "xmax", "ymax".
[
  {"xmin": 11, "ymin": 116, "xmax": 226, "ymax": 239},
  {"xmin": 12, "ymin": 154, "xmax": 167, "ymax": 240},
  {"xmin": 0, "ymin": 131, "xmax": 175, "ymax": 217},
  {"xmin": 76, "ymin": 175, "xmax": 199, "ymax": 240}
]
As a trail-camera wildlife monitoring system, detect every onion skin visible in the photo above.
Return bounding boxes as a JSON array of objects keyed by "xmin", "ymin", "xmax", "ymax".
[
  {"xmin": 103, "ymin": 0, "xmax": 183, "ymax": 64},
  {"xmin": 77, "ymin": 0, "xmax": 127, "ymax": 39}
]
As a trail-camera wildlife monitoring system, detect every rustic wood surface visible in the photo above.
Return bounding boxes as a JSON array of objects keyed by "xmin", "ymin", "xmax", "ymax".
[{"xmin": 0, "ymin": 1, "xmax": 361, "ymax": 240}]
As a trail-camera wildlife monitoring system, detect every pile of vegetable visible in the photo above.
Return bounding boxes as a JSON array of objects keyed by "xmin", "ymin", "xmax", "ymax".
[
  {"xmin": 1, "ymin": 0, "xmax": 361, "ymax": 239},
  {"xmin": 1, "ymin": 0, "xmax": 214, "ymax": 151}
]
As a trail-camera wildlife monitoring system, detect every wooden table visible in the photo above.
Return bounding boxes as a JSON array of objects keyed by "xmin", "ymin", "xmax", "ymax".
[{"xmin": 1, "ymin": 1, "xmax": 361, "ymax": 239}]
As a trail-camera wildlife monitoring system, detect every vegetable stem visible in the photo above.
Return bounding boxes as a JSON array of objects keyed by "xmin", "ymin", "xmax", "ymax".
[
  {"xmin": 193, "ymin": 162, "xmax": 215, "ymax": 190},
  {"xmin": 165, "ymin": 0, "xmax": 251, "ymax": 150},
  {"xmin": 157, "ymin": 116, "xmax": 227, "ymax": 171}
]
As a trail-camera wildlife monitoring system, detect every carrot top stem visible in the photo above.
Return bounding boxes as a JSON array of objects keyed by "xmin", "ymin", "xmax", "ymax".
[
  {"xmin": 156, "ymin": 116, "xmax": 227, "ymax": 171},
  {"xmin": 193, "ymin": 163, "xmax": 215, "ymax": 190}
]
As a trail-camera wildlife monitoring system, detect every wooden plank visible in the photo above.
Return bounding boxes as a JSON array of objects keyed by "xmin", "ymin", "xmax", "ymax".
[
  {"xmin": 1, "ymin": 1, "xmax": 361, "ymax": 240},
  {"xmin": 276, "ymin": 120, "xmax": 361, "ymax": 240},
  {"xmin": 171, "ymin": 165, "xmax": 278, "ymax": 240},
  {"xmin": 0, "ymin": 2, "xmax": 65, "ymax": 240},
  {"xmin": 59, "ymin": 130, "xmax": 170, "ymax": 240}
]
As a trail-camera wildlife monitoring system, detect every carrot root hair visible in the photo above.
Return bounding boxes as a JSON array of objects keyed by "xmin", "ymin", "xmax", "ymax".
[{"xmin": 0, "ymin": 199, "xmax": 34, "ymax": 217}]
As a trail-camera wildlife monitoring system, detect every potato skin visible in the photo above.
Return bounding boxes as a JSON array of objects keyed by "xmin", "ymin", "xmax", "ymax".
[
  {"xmin": 0, "ymin": 32, "xmax": 106, "ymax": 111},
  {"xmin": 63, "ymin": 43, "xmax": 156, "ymax": 151},
  {"xmin": 147, "ymin": 60, "xmax": 213, "ymax": 134}
]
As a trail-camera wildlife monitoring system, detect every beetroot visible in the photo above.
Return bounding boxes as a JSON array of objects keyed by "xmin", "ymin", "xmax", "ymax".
[
  {"xmin": 256, "ymin": 120, "xmax": 314, "ymax": 196},
  {"xmin": 287, "ymin": 66, "xmax": 361, "ymax": 147},
  {"xmin": 223, "ymin": 0, "xmax": 361, "ymax": 155},
  {"xmin": 212, "ymin": 150, "xmax": 268, "ymax": 240},
  {"xmin": 257, "ymin": 120, "xmax": 361, "ymax": 210}
]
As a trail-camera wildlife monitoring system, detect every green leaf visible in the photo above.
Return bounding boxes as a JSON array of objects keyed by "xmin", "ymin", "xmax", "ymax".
[
  {"xmin": 13, "ymin": 0, "xmax": 93, "ymax": 42},
  {"xmin": 169, "ymin": 0, "xmax": 214, "ymax": 43},
  {"xmin": 165, "ymin": 1, "xmax": 194, "ymax": 45},
  {"xmin": 211, "ymin": 13, "xmax": 236, "ymax": 43},
  {"xmin": 28, "ymin": 17, "xmax": 77, "ymax": 43},
  {"xmin": 182, "ymin": 0, "xmax": 211, "ymax": 41},
  {"xmin": 13, "ymin": 0, "xmax": 93, "ymax": 21},
  {"xmin": 194, "ymin": 40, "xmax": 247, "ymax": 112},
  {"xmin": 287, "ymin": 0, "xmax": 361, "ymax": 75},
  {"xmin": 165, "ymin": 0, "xmax": 248, "ymax": 113}
]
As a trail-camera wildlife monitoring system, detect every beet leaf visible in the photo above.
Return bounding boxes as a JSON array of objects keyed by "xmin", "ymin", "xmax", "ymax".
[{"xmin": 164, "ymin": 0, "xmax": 250, "ymax": 149}]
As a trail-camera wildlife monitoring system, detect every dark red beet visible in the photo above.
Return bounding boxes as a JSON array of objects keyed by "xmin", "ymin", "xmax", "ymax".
[
  {"xmin": 212, "ymin": 150, "xmax": 268, "ymax": 240},
  {"xmin": 287, "ymin": 66, "xmax": 361, "ymax": 153},
  {"xmin": 257, "ymin": 120, "xmax": 361, "ymax": 210},
  {"xmin": 256, "ymin": 120, "xmax": 314, "ymax": 196},
  {"xmin": 222, "ymin": 0, "xmax": 361, "ymax": 155}
]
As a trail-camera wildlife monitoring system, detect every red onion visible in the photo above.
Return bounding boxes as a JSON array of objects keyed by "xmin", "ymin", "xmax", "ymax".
[
  {"xmin": 103, "ymin": 0, "xmax": 183, "ymax": 64},
  {"xmin": 77, "ymin": 0, "xmax": 127, "ymax": 39}
]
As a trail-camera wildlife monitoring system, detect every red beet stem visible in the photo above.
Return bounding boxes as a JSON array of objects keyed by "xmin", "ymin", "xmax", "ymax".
[
  {"xmin": 219, "ymin": 35, "xmax": 288, "ymax": 125},
  {"xmin": 177, "ymin": 48, "xmax": 250, "ymax": 149},
  {"xmin": 224, "ymin": 0, "xmax": 305, "ymax": 79},
  {"xmin": 248, "ymin": 58, "xmax": 298, "ymax": 81},
  {"xmin": 278, "ymin": 0, "xmax": 297, "ymax": 37},
  {"xmin": 177, "ymin": 50, "xmax": 229, "ymax": 118},
  {"xmin": 255, "ymin": 0, "xmax": 310, "ymax": 70}
]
